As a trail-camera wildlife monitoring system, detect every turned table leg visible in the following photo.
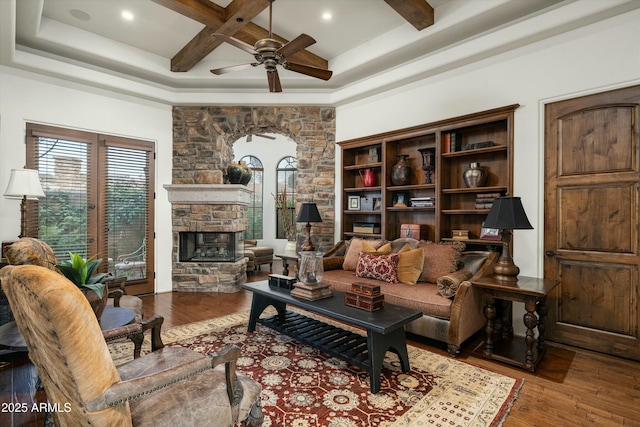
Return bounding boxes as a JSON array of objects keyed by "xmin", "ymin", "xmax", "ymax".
[
  {"xmin": 483, "ymin": 295, "xmax": 497, "ymax": 358},
  {"xmin": 523, "ymin": 296, "xmax": 539, "ymax": 372}
]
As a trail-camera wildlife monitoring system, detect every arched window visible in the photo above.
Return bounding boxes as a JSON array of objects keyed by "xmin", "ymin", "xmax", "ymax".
[
  {"xmin": 241, "ymin": 155, "xmax": 263, "ymax": 239},
  {"xmin": 276, "ymin": 156, "xmax": 297, "ymax": 240}
]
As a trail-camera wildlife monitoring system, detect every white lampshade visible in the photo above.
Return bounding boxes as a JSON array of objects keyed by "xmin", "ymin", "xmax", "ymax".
[{"xmin": 4, "ymin": 169, "xmax": 45, "ymax": 200}]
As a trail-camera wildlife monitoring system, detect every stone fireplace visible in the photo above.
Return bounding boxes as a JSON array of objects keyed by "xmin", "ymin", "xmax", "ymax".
[{"xmin": 165, "ymin": 183, "xmax": 252, "ymax": 292}]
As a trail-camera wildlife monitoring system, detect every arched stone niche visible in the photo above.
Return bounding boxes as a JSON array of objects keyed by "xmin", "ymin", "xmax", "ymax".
[{"xmin": 172, "ymin": 106, "xmax": 336, "ymax": 250}]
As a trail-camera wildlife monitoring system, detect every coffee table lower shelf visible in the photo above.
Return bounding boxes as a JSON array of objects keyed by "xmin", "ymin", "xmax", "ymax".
[{"xmin": 259, "ymin": 311, "xmax": 370, "ymax": 371}]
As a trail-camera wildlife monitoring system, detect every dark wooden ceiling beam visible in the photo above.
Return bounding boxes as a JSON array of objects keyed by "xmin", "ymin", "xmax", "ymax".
[
  {"xmin": 384, "ymin": 0, "xmax": 434, "ymax": 31},
  {"xmin": 152, "ymin": 0, "xmax": 328, "ymax": 72}
]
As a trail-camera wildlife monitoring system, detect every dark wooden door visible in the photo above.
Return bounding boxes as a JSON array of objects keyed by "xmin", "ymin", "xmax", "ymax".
[{"xmin": 544, "ymin": 85, "xmax": 640, "ymax": 361}]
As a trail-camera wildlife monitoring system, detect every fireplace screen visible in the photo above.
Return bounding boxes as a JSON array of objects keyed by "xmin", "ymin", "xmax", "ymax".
[{"xmin": 179, "ymin": 232, "xmax": 244, "ymax": 262}]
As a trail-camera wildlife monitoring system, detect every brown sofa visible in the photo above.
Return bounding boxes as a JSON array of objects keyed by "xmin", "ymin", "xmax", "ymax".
[
  {"xmin": 244, "ymin": 240, "xmax": 274, "ymax": 271},
  {"xmin": 322, "ymin": 237, "xmax": 498, "ymax": 356}
]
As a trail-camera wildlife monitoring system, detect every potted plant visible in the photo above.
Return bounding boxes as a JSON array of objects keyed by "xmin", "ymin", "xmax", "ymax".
[{"xmin": 56, "ymin": 252, "xmax": 109, "ymax": 319}]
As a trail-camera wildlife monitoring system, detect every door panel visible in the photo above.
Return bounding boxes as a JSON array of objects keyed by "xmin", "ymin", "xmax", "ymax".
[{"xmin": 545, "ymin": 85, "xmax": 640, "ymax": 361}]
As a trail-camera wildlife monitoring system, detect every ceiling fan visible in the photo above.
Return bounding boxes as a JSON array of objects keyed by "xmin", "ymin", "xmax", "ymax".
[
  {"xmin": 246, "ymin": 133, "xmax": 276, "ymax": 142},
  {"xmin": 210, "ymin": 0, "xmax": 333, "ymax": 92}
]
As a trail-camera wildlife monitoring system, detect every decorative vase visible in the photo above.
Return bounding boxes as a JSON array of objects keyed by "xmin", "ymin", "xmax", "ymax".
[
  {"xmin": 463, "ymin": 162, "xmax": 488, "ymax": 188},
  {"xmin": 359, "ymin": 168, "xmax": 375, "ymax": 187},
  {"xmin": 227, "ymin": 162, "xmax": 244, "ymax": 184},
  {"xmin": 81, "ymin": 285, "xmax": 108, "ymax": 320},
  {"xmin": 285, "ymin": 240, "xmax": 297, "ymax": 252},
  {"xmin": 298, "ymin": 251, "xmax": 324, "ymax": 285},
  {"xmin": 418, "ymin": 148, "xmax": 435, "ymax": 184},
  {"xmin": 239, "ymin": 161, "xmax": 252, "ymax": 185},
  {"xmin": 391, "ymin": 155, "xmax": 413, "ymax": 186}
]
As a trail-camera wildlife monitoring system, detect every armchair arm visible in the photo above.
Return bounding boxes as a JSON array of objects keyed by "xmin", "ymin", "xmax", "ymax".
[
  {"xmin": 210, "ymin": 345, "xmax": 241, "ymax": 404},
  {"xmin": 86, "ymin": 345, "xmax": 242, "ymax": 412},
  {"xmin": 141, "ymin": 314, "xmax": 165, "ymax": 351},
  {"xmin": 107, "ymin": 289, "xmax": 124, "ymax": 307},
  {"xmin": 103, "ymin": 323, "xmax": 144, "ymax": 358}
]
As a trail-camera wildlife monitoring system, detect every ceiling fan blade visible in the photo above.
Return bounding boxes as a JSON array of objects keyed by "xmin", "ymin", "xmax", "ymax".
[
  {"xmin": 284, "ymin": 62, "xmax": 333, "ymax": 81},
  {"xmin": 210, "ymin": 63, "xmax": 258, "ymax": 75},
  {"xmin": 267, "ymin": 70, "xmax": 282, "ymax": 93},
  {"xmin": 276, "ymin": 34, "xmax": 316, "ymax": 58},
  {"xmin": 212, "ymin": 33, "xmax": 258, "ymax": 55},
  {"xmin": 255, "ymin": 133, "xmax": 276, "ymax": 140}
]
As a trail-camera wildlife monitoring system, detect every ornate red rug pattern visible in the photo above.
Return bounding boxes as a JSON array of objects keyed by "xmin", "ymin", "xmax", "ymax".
[{"xmin": 109, "ymin": 311, "xmax": 522, "ymax": 427}]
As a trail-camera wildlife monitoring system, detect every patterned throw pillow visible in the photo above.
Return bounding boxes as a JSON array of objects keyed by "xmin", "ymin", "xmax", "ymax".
[
  {"xmin": 436, "ymin": 269, "xmax": 473, "ymax": 298},
  {"xmin": 342, "ymin": 238, "xmax": 385, "ymax": 271},
  {"xmin": 355, "ymin": 252, "xmax": 400, "ymax": 283}
]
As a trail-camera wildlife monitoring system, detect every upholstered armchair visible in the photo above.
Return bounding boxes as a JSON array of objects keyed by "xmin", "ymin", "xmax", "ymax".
[{"xmin": 0, "ymin": 264, "xmax": 264, "ymax": 427}]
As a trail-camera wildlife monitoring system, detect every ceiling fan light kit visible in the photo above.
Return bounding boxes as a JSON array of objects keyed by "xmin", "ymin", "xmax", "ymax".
[{"xmin": 209, "ymin": 0, "xmax": 332, "ymax": 92}]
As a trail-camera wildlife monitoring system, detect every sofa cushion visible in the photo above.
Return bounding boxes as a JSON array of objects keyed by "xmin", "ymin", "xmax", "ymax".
[
  {"xmin": 342, "ymin": 238, "xmax": 384, "ymax": 271},
  {"xmin": 436, "ymin": 269, "xmax": 473, "ymax": 298},
  {"xmin": 355, "ymin": 252, "xmax": 400, "ymax": 283},
  {"xmin": 323, "ymin": 269, "xmax": 453, "ymax": 319},
  {"xmin": 418, "ymin": 241, "xmax": 465, "ymax": 283},
  {"xmin": 396, "ymin": 245, "xmax": 424, "ymax": 285}
]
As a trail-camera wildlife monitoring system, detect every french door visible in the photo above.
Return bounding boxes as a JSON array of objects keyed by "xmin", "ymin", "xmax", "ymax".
[{"xmin": 26, "ymin": 123, "xmax": 155, "ymax": 295}]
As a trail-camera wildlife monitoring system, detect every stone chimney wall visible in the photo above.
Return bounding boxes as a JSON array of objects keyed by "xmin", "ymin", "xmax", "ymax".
[{"xmin": 171, "ymin": 106, "xmax": 336, "ymax": 250}]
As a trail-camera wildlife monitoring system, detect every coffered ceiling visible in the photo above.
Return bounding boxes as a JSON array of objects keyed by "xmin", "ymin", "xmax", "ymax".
[{"xmin": 3, "ymin": 0, "xmax": 635, "ymax": 104}]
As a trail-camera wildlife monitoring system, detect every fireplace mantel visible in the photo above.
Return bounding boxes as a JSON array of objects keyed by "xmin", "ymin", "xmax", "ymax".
[{"xmin": 164, "ymin": 184, "xmax": 252, "ymax": 205}]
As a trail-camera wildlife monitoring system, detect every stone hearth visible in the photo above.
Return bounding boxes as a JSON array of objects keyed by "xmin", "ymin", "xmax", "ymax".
[{"xmin": 165, "ymin": 184, "xmax": 252, "ymax": 292}]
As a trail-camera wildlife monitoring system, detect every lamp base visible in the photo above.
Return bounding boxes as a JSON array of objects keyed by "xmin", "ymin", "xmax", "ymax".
[
  {"xmin": 493, "ymin": 260, "xmax": 520, "ymax": 282},
  {"xmin": 300, "ymin": 222, "xmax": 315, "ymax": 252}
]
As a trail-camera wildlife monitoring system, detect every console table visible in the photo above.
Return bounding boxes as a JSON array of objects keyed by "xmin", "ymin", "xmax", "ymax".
[{"xmin": 472, "ymin": 275, "xmax": 560, "ymax": 372}]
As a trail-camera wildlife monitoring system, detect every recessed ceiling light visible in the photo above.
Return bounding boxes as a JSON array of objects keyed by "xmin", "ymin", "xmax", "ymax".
[
  {"xmin": 322, "ymin": 11, "xmax": 333, "ymax": 21},
  {"xmin": 69, "ymin": 9, "xmax": 91, "ymax": 21},
  {"xmin": 121, "ymin": 10, "xmax": 134, "ymax": 21}
]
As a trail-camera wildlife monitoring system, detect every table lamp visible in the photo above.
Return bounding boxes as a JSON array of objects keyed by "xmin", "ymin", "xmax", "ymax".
[
  {"xmin": 296, "ymin": 202, "xmax": 322, "ymax": 252},
  {"xmin": 4, "ymin": 168, "xmax": 45, "ymax": 238},
  {"xmin": 482, "ymin": 196, "xmax": 533, "ymax": 282}
]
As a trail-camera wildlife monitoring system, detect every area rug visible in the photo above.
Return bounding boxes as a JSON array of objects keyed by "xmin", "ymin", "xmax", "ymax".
[{"xmin": 109, "ymin": 310, "xmax": 522, "ymax": 427}]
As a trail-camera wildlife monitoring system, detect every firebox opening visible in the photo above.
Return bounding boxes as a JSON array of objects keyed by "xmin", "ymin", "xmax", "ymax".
[{"xmin": 179, "ymin": 231, "xmax": 244, "ymax": 262}]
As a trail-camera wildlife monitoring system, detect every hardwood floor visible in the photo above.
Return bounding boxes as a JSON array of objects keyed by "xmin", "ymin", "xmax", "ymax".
[{"xmin": 2, "ymin": 261, "xmax": 639, "ymax": 426}]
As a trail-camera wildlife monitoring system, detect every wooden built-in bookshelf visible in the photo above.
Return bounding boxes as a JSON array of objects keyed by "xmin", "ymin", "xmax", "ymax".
[{"xmin": 338, "ymin": 104, "xmax": 518, "ymax": 244}]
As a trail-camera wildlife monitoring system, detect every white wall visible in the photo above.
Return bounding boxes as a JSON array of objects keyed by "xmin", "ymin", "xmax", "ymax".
[
  {"xmin": 0, "ymin": 67, "xmax": 174, "ymax": 293},
  {"xmin": 232, "ymin": 134, "xmax": 296, "ymax": 254}
]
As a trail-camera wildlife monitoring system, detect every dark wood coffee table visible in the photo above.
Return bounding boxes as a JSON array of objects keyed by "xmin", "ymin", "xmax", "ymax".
[{"xmin": 241, "ymin": 280, "xmax": 422, "ymax": 393}]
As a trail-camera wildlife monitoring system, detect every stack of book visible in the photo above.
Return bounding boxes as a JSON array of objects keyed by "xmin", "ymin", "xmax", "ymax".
[
  {"xmin": 291, "ymin": 282, "xmax": 333, "ymax": 301},
  {"xmin": 475, "ymin": 192, "xmax": 502, "ymax": 209},
  {"xmin": 410, "ymin": 197, "xmax": 435, "ymax": 207}
]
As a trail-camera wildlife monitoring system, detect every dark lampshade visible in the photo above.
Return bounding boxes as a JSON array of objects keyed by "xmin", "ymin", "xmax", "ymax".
[
  {"xmin": 296, "ymin": 203, "xmax": 322, "ymax": 252},
  {"xmin": 483, "ymin": 196, "xmax": 532, "ymax": 282},
  {"xmin": 483, "ymin": 197, "xmax": 532, "ymax": 230},
  {"xmin": 296, "ymin": 203, "xmax": 323, "ymax": 224}
]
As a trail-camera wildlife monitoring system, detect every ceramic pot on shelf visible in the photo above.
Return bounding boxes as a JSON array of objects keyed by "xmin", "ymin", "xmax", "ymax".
[
  {"xmin": 391, "ymin": 155, "xmax": 413, "ymax": 186},
  {"xmin": 463, "ymin": 162, "xmax": 487, "ymax": 188},
  {"xmin": 227, "ymin": 162, "xmax": 244, "ymax": 184},
  {"xmin": 239, "ymin": 161, "xmax": 252, "ymax": 185},
  {"xmin": 359, "ymin": 168, "xmax": 375, "ymax": 187}
]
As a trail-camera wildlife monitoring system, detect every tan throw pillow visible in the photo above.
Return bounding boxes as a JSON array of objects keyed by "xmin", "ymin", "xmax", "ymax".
[
  {"xmin": 355, "ymin": 252, "xmax": 400, "ymax": 283},
  {"xmin": 396, "ymin": 244, "xmax": 424, "ymax": 285},
  {"xmin": 437, "ymin": 269, "xmax": 473, "ymax": 298},
  {"xmin": 418, "ymin": 241, "xmax": 466, "ymax": 283},
  {"xmin": 362, "ymin": 241, "xmax": 391, "ymax": 255},
  {"xmin": 342, "ymin": 238, "xmax": 385, "ymax": 271},
  {"xmin": 5, "ymin": 238, "xmax": 58, "ymax": 271}
]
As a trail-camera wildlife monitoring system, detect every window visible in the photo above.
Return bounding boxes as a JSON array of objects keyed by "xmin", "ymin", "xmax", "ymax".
[
  {"xmin": 276, "ymin": 156, "xmax": 297, "ymax": 240},
  {"xmin": 241, "ymin": 155, "xmax": 263, "ymax": 239},
  {"xmin": 26, "ymin": 123, "xmax": 155, "ymax": 295}
]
